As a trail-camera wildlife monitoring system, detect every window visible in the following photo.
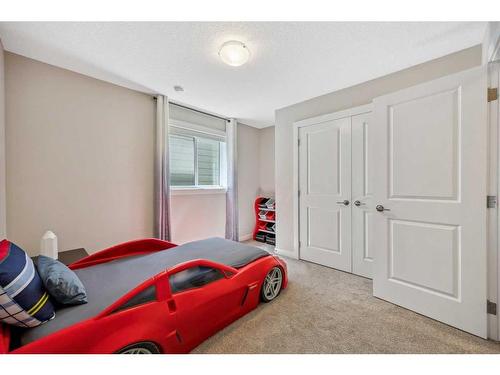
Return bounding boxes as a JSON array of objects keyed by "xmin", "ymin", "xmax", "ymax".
[
  {"xmin": 170, "ymin": 135, "xmax": 195, "ymax": 186},
  {"xmin": 112, "ymin": 285, "xmax": 157, "ymax": 314},
  {"xmin": 169, "ymin": 266, "xmax": 224, "ymax": 293},
  {"xmin": 197, "ymin": 137, "xmax": 221, "ymax": 186},
  {"xmin": 169, "ymin": 134, "xmax": 226, "ymax": 188}
]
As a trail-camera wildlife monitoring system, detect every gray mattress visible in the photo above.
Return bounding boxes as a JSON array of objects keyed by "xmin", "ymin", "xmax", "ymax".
[{"xmin": 20, "ymin": 237, "xmax": 269, "ymax": 346}]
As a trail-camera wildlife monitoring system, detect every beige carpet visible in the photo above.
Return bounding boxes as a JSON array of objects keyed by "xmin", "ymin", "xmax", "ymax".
[{"xmin": 193, "ymin": 256, "xmax": 500, "ymax": 354}]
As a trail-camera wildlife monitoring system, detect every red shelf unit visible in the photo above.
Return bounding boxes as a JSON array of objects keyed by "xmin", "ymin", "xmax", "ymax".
[{"xmin": 253, "ymin": 197, "xmax": 276, "ymax": 245}]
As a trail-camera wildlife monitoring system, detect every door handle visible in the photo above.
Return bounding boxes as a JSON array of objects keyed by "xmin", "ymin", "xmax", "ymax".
[
  {"xmin": 353, "ymin": 200, "xmax": 365, "ymax": 207},
  {"xmin": 375, "ymin": 204, "xmax": 390, "ymax": 212},
  {"xmin": 336, "ymin": 200, "xmax": 350, "ymax": 206}
]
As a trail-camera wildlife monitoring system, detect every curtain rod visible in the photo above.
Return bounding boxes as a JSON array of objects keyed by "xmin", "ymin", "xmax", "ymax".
[{"xmin": 167, "ymin": 100, "xmax": 230, "ymax": 122}]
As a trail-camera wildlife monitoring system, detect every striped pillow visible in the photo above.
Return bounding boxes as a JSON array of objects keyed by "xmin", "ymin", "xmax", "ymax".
[{"xmin": 0, "ymin": 240, "xmax": 55, "ymax": 327}]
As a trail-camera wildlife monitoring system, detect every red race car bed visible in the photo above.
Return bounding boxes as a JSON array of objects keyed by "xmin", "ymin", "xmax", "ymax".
[{"xmin": 3, "ymin": 237, "xmax": 287, "ymax": 354}]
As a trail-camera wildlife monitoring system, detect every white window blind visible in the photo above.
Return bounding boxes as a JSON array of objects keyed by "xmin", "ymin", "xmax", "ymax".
[
  {"xmin": 169, "ymin": 121, "xmax": 226, "ymax": 188},
  {"xmin": 169, "ymin": 103, "xmax": 227, "ymax": 132},
  {"xmin": 197, "ymin": 137, "xmax": 221, "ymax": 186},
  {"xmin": 169, "ymin": 135, "xmax": 195, "ymax": 186}
]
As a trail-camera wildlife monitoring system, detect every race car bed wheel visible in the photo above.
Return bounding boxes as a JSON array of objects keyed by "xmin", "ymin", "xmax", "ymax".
[
  {"xmin": 261, "ymin": 266, "xmax": 283, "ymax": 302},
  {"xmin": 117, "ymin": 342, "xmax": 161, "ymax": 354}
]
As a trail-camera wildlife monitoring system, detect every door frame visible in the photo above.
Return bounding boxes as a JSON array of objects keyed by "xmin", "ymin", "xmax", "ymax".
[
  {"xmin": 290, "ymin": 104, "xmax": 373, "ymax": 262},
  {"xmin": 488, "ymin": 61, "xmax": 500, "ymax": 341}
]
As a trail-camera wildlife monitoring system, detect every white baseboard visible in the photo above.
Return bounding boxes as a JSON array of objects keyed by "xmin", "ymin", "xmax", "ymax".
[{"xmin": 239, "ymin": 233, "xmax": 253, "ymax": 242}]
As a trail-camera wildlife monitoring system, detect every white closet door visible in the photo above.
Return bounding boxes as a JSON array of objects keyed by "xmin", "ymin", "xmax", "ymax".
[
  {"xmin": 352, "ymin": 111, "xmax": 373, "ymax": 278},
  {"xmin": 299, "ymin": 118, "xmax": 352, "ymax": 272},
  {"xmin": 371, "ymin": 66, "xmax": 488, "ymax": 337}
]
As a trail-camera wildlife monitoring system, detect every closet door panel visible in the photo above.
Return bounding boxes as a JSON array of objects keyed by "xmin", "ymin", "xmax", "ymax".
[
  {"xmin": 352, "ymin": 112, "xmax": 373, "ymax": 278},
  {"xmin": 298, "ymin": 118, "xmax": 352, "ymax": 272}
]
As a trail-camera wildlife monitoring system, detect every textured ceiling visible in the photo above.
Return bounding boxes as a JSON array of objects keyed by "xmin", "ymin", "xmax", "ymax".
[{"xmin": 0, "ymin": 22, "xmax": 487, "ymax": 128}]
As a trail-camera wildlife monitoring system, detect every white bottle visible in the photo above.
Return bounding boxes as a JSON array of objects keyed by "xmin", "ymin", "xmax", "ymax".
[{"xmin": 41, "ymin": 231, "xmax": 58, "ymax": 259}]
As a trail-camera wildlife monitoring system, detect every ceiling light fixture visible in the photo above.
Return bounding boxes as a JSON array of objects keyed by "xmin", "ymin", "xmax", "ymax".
[{"xmin": 218, "ymin": 41, "xmax": 250, "ymax": 67}]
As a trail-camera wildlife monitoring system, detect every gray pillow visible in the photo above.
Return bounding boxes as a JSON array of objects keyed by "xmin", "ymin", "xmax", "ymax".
[{"xmin": 36, "ymin": 255, "xmax": 88, "ymax": 305}]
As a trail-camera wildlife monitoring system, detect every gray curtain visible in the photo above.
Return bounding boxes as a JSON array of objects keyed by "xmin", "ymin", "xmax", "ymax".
[
  {"xmin": 225, "ymin": 119, "xmax": 239, "ymax": 241},
  {"xmin": 154, "ymin": 95, "xmax": 172, "ymax": 241}
]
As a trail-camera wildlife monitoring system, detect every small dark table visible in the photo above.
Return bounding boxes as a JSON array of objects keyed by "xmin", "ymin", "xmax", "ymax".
[{"xmin": 58, "ymin": 248, "xmax": 88, "ymax": 265}]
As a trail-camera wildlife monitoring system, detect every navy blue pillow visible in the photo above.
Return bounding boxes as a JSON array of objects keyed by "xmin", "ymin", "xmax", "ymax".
[
  {"xmin": 36, "ymin": 256, "xmax": 88, "ymax": 305},
  {"xmin": 0, "ymin": 240, "xmax": 55, "ymax": 327}
]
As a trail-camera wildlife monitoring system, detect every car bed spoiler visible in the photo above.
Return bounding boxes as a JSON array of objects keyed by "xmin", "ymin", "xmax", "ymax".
[{"xmin": 69, "ymin": 238, "xmax": 177, "ymax": 270}]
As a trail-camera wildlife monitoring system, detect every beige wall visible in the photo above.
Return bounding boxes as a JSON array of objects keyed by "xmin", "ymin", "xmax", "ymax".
[
  {"xmin": 170, "ymin": 193, "xmax": 226, "ymax": 244},
  {"xmin": 259, "ymin": 126, "xmax": 275, "ymax": 197},
  {"xmin": 168, "ymin": 123, "xmax": 268, "ymax": 244},
  {"xmin": 237, "ymin": 124, "xmax": 276, "ymax": 240},
  {"xmin": 171, "ymin": 123, "xmax": 273, "ymax": 244},
  {"xmin": 0, "ymin": 40, "xmax": 5, "ymax": 239},
  {"xmin": 3, "ymin": 51, "xmax": 274, "ymax": 252},
  {"xmin": 238, "ymin": 123, "xmax": 261, "ymax": 240},
  {"xmin": 169, "ymin": 123, "xmax": 263, "ymax": 244},
  {"xmin": 5, "ymin": 53, "xmax": 155, "ymax": 255},
  {"xmin": 274, "ymin": 45, "xmax": 483, "ymax": 257}
]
